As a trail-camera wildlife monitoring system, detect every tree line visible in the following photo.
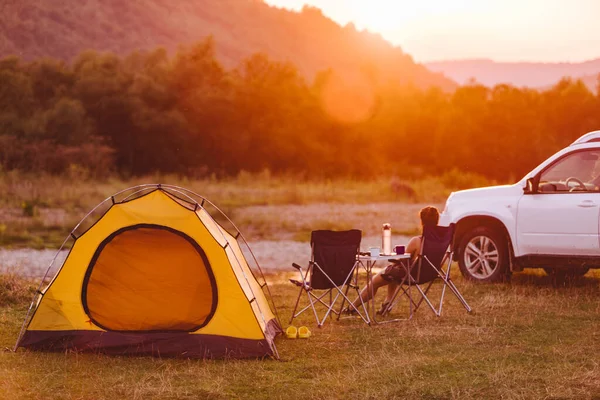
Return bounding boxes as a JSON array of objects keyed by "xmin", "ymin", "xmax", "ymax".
[{"xmin": 1, "ymin": 38, "xmax": 599, "ymax": 181}]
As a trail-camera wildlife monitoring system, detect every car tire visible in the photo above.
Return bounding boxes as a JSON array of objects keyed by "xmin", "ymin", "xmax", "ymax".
[{"xmin": 458, "ymin": 226, "xmax": 509, "ymax": 283}]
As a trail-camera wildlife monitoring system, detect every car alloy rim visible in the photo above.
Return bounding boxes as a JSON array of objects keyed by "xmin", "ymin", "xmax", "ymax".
[{"xmin": 464, "ymin": 235, "xmax": 499, "ymax": 279}]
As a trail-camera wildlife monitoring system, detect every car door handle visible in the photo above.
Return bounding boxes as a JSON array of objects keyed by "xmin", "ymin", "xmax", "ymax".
[{"xmin": 577, "ymin": 200, "xmax": 597, "ymax": 208}]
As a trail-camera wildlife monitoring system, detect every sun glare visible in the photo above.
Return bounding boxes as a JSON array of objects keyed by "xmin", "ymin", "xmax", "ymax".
[
  {"xmin": 347, "ymin": 1, "xmax": 412, "ymax": 32},
  {"xmin": 266, "ymin": 0, "xmax": 600, "ymax": 62},
  {"xmin": 345, "ymin": 0, "xmax": 476, "ymax": 34}
]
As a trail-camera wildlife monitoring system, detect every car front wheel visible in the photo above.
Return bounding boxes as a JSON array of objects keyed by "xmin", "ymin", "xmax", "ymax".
[{"xmin": 458, "ymin": 226, "xmax": 509, "ymax": 282}]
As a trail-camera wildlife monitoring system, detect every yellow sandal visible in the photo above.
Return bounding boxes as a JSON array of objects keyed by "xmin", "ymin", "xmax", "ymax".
[
  {"xmin": 286, "ymin": 326, "xmax": 298, "ymax": 339},
  {"xmin": 298, "ymin": 326, "xmax": 311, "ymax": 339}
]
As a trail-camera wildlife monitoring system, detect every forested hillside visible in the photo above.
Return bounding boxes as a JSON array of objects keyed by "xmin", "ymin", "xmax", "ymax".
[
  {"xmin": 0, "ymin": 0, "xmax": 454, "ymax": 90},
  {"xmin": 426, "ymin": 58, "xmax": 600, "ymax": 89},
  {"xmin": 1, "ymin": 40, "xmax": 599, "ymax": 181}
]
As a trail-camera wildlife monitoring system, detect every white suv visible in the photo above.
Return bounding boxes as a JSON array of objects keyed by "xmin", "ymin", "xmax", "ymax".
[{"xmin": 440, "ymin": 130, "xmax": 600, "ymax": 282}]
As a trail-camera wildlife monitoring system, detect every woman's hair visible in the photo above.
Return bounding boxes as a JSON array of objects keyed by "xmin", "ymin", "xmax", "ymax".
[{"xmin": 419, "ymin": 206, "xmax": 439, "ymax": 227}]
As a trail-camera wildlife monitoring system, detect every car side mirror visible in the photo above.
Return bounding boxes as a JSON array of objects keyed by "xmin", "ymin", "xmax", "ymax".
[{"xmin": 524, "ymin": 177, "xmax": 537, "ymax": 194}]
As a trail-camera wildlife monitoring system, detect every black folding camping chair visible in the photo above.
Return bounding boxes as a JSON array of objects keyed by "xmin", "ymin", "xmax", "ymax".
[
  {"xmin": 380, "ymin": 224, "xmax": 472, "ymax": 320},
  {"xmin": 289, "ymin": 229, "xmax": 369, "ymax": 327}
]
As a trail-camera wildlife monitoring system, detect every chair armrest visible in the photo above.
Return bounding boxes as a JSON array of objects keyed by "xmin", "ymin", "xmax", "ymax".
[{"xmin": 289, "ymin": 279, "xmax": 312, "ymax": 291}]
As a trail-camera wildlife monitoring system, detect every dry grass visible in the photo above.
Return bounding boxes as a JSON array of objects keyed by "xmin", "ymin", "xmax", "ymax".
[
  {"xmin": 0, "ymin": 170, "xmax": 474, "ymax": 248},
  {"xmin": 4, "ymin": 170, "xmax": 597, "ymax": 398},
  {"xmin": 0, "ymin": 170, "xmax": 460, "ymax": 209},
  {"xmin": 1, "ymin": 269, "xmax": 599, "ymax": 399},
  {"xmin": 0, "ymin": 274, "xmax": 36, "ymax": 305},
  {"xmin": 234, "ymin": 202, "xmax": 442, "ymax": 241}
]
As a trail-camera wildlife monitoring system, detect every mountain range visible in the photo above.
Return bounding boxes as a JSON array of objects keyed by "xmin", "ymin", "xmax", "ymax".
[
  {"xmin": 0, "ymin": 0, "xmax": 455, "ymax": 90},
  {"xmin": 426, "ymin": 58, "xmax": 600, "ymax": 90},
  {"xmin": 3, "ymin": 0, "xmax": 598, "ymax": 91}
]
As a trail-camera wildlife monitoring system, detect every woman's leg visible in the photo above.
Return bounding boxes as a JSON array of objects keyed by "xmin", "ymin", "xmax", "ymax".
[
  {"xmin": 352, "ymin": 272, "xmax": 388, "ymax": 308},
  {"xmin": 384, "ymin": 282, "xmax": 399, "ymax": 304}
]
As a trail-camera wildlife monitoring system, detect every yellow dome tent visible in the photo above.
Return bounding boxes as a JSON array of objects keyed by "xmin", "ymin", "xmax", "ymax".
[{"xmin": 15, "ymin": 184, "xmax": 281, "ymax": 359}]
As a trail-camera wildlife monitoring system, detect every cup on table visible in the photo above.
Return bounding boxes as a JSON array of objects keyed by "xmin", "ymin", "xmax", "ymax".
[
  {"xmin": 369, "ymin": 247, "xmax": 380, "ymax": 257},
  {"xmin": 394, "ymin": 245, "xmax": 405, "ymax": 255}
]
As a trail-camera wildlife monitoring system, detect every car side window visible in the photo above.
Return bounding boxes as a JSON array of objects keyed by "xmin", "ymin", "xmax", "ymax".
[{"xmin": 538, "ymin": 149, "xmax": 600, "ymax": 193}]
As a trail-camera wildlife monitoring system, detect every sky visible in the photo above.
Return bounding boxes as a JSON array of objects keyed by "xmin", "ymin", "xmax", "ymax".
[{"xmin": 264, "ymin": 0, "xmax": 600, "ymax": 63}]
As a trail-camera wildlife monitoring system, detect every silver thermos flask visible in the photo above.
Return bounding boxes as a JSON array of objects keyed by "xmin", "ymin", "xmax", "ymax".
[{"xmin": 382, "ymin": 223, "xmax": 391, "ymax": 255}]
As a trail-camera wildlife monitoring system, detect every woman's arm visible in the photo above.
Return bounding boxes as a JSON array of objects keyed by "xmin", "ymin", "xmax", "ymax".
[{"xmin": 406, "ymin": 236, "xmax": 421, "ymax": 260}]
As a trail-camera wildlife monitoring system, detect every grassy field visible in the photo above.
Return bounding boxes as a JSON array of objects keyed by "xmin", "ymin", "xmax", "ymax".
[
  {"xmin": 1, "ymin": 270, "xmax": 600, "ymax": 399},
  {"xmin": 0, "ymin": 170, "xmax": 490, "ymax": 248},
  {"xmin": 2, "ymin": 171, "xmax": 599, "ymax": 399}
]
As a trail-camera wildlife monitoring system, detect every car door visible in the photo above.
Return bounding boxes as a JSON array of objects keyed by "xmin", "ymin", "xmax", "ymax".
[{"xmin": 516, "ymin": 148, "xmax": 600, "ymax": 256}]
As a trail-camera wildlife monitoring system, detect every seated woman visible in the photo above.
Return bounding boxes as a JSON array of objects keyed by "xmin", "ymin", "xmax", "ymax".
[{"xmin": 348, "ymin": 206, "xmax": 440, "ymax": 314}]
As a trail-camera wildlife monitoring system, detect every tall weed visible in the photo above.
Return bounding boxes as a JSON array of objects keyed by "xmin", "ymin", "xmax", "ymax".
[{"xmin": 0, "ymin": 274, "xmax": 36, "ymax": 305}]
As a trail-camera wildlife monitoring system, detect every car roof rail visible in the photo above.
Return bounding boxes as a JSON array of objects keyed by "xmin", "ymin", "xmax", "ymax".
[{"xmin": 571, "ymin": 130, "xmax": 600, "ymax": 145}]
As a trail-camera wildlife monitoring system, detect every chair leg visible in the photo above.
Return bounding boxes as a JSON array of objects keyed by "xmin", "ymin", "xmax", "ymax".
[
  {"xmin": 289, "ymin": 287, "xmax": 304, "ymax": 324},
  {"xmin": 336, "ymin": 283, "xmax": 352, "ymax": 321},
  {"xmin": 438, "ymin": 277, "xmax": 448, "ymax": 315},
  {"xmin": 357, "ymin": 287, "xmax": 371, "ymax": 324},
  {"xmin": 290, "ymin": 261, "xmax": 374, "ymax": 327},
  {"xmin": 445, "ymin": 261, "xmax": 472, "ymax": 312},
  {"xmin": 340, "ymin": 286, "xmax": 371, "ymax": 325},
  {"xmin": 337, "ymin": 266, "xmax": 363, "ymax": 320},
  {"xmin": 378, "ymin": 273, "xmax": 420, "ymax": 321},
  {"xmin": 296, "ymin": 291, "xmax": 332, "ymax": 315},
  {"xmin": 381, "ymin": 287, "xmax": 399, "ymax": 316},
  {"xmin": 313, "ymin": 262, "xmax": 371, "ymax": 325},
  {"xmin": 329, "ymin": 291, "xmax": 333, "ymax": 320},
  {"xmin": 414, "ymin": 282, "xmax": 441, "ymax": 316},
  {"xmin": 380, "ymin": 262, "xmax": 416, "ymax": 319},
  {"xmin": 414, "ymin": 281, "xmax": 435, "ymax": 313},
  {"xmin": 290, "ymin": 290, "xmax": 324, "ymax": 326},
  {"xmin": 444, "ymin": 276, "xmax": 472, "ymax": 312},
  {"xmin": 381, "ymin": 253, "xmax": 473, "ymax": 320},
  {"xmin": 385, "ymin": 274, "xmax": 441, "ymax": 318},
  {"xmin": 292, "ymin": 264, "xmax": 325, "ymax": 326},
  {"xmin": 423, "ymin": 255, "xmax": 472, "ymax": 314}
]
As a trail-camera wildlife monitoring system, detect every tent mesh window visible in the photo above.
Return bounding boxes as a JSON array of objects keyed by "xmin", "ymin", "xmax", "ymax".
[{"xmin": 82, "ymin": 224, "xmax": 217, "ymax": 332}]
